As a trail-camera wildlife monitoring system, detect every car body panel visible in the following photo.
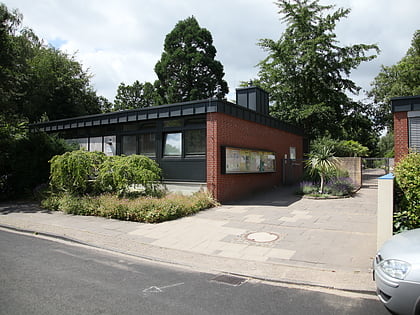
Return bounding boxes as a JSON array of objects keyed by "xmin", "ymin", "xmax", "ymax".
[{"xmin": 374, "ymin": 228, "xmax": 420, "ymax": 315}]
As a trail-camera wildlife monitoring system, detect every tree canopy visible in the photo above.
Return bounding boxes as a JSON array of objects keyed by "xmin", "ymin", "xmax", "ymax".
[
  {"xmin": 154, "ymin": 16, "xmax": 228, "ymax": 104},
  {"xmin": 256, "ymin": 0, "xmax": 379, "ymax": 144},
  {"xmin": 0, "ymin": 3, "xmax": 103, "ymax": 199},
  {"xmin": 0, "ymin": 3, "xmax": 103, "ymax": 122},
  {"xmin": 369, "ymin": 30, "xmax": 420, "ymax": 131},
  {"xmin": 114, "ymin": 80, "xmax": 160, "ymax": 110}
]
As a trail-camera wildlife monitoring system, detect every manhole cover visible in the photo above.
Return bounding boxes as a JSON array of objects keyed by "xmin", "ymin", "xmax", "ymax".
[{"xmin": 246, "ymin": 232, "xmax": 279, "ymax": 243}]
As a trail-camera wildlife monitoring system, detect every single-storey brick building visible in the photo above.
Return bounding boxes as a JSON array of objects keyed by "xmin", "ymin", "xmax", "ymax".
[
  {"xmin": 31, "ymin": 87, "xmax": 304, "ymax": 202},
  {"xmin": 392, "ymin": 95, "xmax": 420, "ymax": 163}
]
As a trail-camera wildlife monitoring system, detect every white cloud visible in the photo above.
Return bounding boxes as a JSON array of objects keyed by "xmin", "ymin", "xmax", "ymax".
[{"xmin": 4, "ymin": 0, "xmax": 419, "ymax": 102}]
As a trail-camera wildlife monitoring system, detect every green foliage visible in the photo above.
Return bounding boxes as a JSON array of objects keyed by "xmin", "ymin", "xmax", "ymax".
[
  {"xmin": 324, "ymin": 177, "xmax": 355, "ymax": 196},
  {"xmin": 0, "ymin": 3, "xmax": 104, "ymax": 122},
  {"xmin": 299, "ymin": 177, "xmax": 354, "ymax": 197},
  {"xmin": 114, "ymin": 81, "xmax": 159, "ymax": 110},
  {"xmin": 41, "ymin": 191, "xmax": 218, "ymax": 223},
  {"xmin": 257, "ymin": 0, "xmax": 379, "ymax": 142},
  {"xmin": 95, "ymin": 155, "xmax": 162, "ymax": 197},
  {"xmin": 394, "ymin": 151, "xmax": 420, "ymax": 232},
  {"xmin": 299, "ymin": 181, "xmax": 318, "ymax": 195},
  {"xmin": 336, "ymin": 140, "xmax": 369, "ymax": 157},
  {"xmin": 49, "ymin": 151, "xmax": 162, "ymax": 197},
  {"xmin": 311, "ymin": 137, "xmax": 369, "ymax": 157},
  {"xmin": 377, "ymin": 132, "xmax": 394, "ymax": 158},
  {"xmin": 25, "ymin": 46, "xmax": 102, "ymax": 121},
  {"xmin": 154, "ymin": 16, "xmax": 228, "ymax": 104},
  {"xmin": 306, "ymin": 145, "xmax": 339, "ymax": 193},
  {"xmin": 369, "ymin": 30, "xmax": 420, "ymax": 131},
  {"xmin": 49, "ymin": 150, "xmax": 106, "ymax": 195},
  {"xmin": 0, "ymin": 115, "xmax": 74, "ymax": 199}
]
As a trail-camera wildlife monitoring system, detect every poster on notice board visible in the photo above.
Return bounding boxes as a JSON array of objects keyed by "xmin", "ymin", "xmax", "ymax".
[{"xmin": 223, "ymin": 147, "xmax": 276, "ymax": 174}]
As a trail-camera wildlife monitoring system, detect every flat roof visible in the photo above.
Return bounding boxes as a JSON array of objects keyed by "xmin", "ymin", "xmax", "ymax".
[
  {"xmin": 30, "ymin": 98, "xmax": 303, "ymax": 135},
  {"xmin": 391, "ymin": 95, "xmax": 420, "ymax": 112}
]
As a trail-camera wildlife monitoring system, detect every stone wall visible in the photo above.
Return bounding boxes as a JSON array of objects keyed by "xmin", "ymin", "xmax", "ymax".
[{"xmin": 337, "ymin": 157, "xmax": 362, "ymax": 189}]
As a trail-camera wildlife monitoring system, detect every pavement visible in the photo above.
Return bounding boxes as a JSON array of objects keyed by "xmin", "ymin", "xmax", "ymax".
[{"xmin": 0, "ymin": 171, "xmax": 380, "ymax": 294}]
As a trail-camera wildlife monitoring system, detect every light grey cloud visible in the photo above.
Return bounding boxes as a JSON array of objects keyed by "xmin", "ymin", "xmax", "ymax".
[{"xmin": 4, "ymin": 0, "xmax": 419, "ymax": 102}]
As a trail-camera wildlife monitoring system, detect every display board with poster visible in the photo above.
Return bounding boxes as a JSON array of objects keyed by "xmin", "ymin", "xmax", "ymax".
[{"xmin": 222, "ymin": 146, "xmax": 276, "ymax": 174}]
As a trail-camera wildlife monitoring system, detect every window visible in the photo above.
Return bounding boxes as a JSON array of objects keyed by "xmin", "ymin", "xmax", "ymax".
[
  {"xmin": 185, "ymin": 129, "xmax": 206, "ymax": 155},
  {"xmin": 409, "ymin": 117, "xmax": 420, "ymax": 152},
  {"xmin": 289, "ymin": 147, "xmax": 296, "ymax": 160},
  {"xmin": 66, "ymin": 138, "xmax": 88, "ymax": 150},
  {"xmin": 103, "ymin": 136, "xmax": 116, "ymax": 156},
  {"xmin": 139, "ymin": 133, "xmax": 156, "ymax": 157},
  {"xmin": 89, "ymin": 137, "xmax": 103, "ymax": 152},
  {"xmin": 122, "ymin": 135, "xmax": 137, "ymax": 155},
  {"xmin": 164, "ymin": 133, "xmax": 182, "ymax": 156}
]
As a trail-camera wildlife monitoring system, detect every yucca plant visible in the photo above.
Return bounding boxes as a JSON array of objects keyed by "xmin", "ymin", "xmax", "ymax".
[{"xmin": 306, "ymin": 146, "xmax": 339, "ymax": 194}]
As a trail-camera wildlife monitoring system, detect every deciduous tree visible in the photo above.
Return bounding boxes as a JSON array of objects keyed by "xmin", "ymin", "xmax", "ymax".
[
  {"xmin": 0, "ymin": 4, "xmax": 104, "ymax": 122},
  {"xmin": 369, "ymin": 30, "xmax": 420, "ymax": 131},
  {"xmin": 257, "ymin": 0, "xmax": 379, "ymax": 142},
  {"xmin": 114, "ymin": 80, "xmax": 158, "ymax": 110}
]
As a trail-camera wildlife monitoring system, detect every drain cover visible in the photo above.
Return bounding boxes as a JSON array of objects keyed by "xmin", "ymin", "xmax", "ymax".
[
  {"xmin": 246, "ymin": 232, "xmax": 279, "ymax": 243},
  {"xmin": 211, "ymin": 274, "xmax": 247, "ymax": 286}
]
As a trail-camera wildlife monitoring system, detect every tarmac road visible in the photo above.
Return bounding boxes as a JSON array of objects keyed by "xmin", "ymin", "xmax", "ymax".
[{"xmin": 0, "ymin": 229, "xmax": 388, "ymax": 315}]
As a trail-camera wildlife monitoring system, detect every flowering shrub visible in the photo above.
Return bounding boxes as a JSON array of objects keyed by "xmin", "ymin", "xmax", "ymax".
[
  {"xmin": 299, "ymin": 177, "xmax": 355, "ymax": 197},
  {"xmin": 324, "ymin": 177, "xmax": 355, "ymax": 196}
]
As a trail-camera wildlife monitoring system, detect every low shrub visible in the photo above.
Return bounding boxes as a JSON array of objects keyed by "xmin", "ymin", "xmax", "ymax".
[
  {"xmin": 324, "ymin": 177, "xmax": 355, "ymax": 196},
  {"xmin": 0, "ymin": 120, "xmax": 75, "ymax": 200},
  {"xmin": 394, "ymin": 151, "xmax": 420, "ymax": 232},
  {"xmin": 41, "ymin": 191, "xmax": 218, "ymax": 223},
  {"xmin": 298, "ymin": 177, "xmax": 355, "ymax": 197},
  {"xmin": 298, "ymin": 181, "xmax": 318, "ymax": 195}
]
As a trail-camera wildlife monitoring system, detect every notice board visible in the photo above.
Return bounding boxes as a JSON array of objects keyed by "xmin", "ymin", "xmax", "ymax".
[{"xmin": 222, "ymin": 146, "xmax": 276, "ymax": 174}]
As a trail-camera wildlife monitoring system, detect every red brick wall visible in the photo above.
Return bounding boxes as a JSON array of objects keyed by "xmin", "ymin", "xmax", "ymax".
[
  {"xmin": 394, "ymin": 111, "xmax": 408, "ymax": 163},
  {"xmin": 206, "ymin": 112, "xmax": 303, "ymax": 203}
]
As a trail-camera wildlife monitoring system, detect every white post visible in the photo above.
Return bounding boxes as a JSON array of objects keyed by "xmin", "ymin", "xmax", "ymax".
[{"xmin": 377, "ymin": 173, "xmax": 394, "ymax": 250}]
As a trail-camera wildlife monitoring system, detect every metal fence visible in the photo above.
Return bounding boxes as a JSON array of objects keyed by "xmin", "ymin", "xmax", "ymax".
[{"xmin": 362, "ymin": 158, "xmax": 394, "ymax": 174}]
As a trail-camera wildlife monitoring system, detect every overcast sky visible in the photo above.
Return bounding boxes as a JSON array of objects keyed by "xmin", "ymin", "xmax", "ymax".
[{"xmin": 4, "ymin": 0, "xmax": 420, "ymax": 102}]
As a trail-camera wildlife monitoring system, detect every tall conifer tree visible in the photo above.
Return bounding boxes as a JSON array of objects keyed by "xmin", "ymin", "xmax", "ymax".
[{"xmin": 155, "ymin": 17, "xmax": 228, "ymax": 104}]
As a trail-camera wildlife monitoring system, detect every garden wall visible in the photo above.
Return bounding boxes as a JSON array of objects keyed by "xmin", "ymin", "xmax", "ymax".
[{"xmin": 336, "ymin": 157, "xmax": 362, "ymax": 189}]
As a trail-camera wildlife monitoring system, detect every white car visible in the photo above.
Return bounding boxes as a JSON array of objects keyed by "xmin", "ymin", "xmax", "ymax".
[{"xmin": 373, "ymin": 228, "xmax": 420, "ymax": 314}]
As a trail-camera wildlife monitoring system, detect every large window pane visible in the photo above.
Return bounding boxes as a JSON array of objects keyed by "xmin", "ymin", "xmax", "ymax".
[
  {"xmin": 122, "ymin": 135, "xmax": 137, "ymax": 156},
  {"xmin": 185, "ymin": 129, "xmax": 206, "ymax": 155},
  {"xmin": 103, "ymin": 136, "xmax": 116, "ymax": 156},
  {"xmin": 139, "ymin": 133, "xmax": 156, "ymax": 157},
  {"xmin": 66, "ymin": 138, "xmax": 88, "ymax": 150},
  {"xmin": 89, "ymin": 137, "xmax": 102, "ymax": 152},
  {"xmin": 164, "ymin": 133, "xmax": 182, "ymax": 156}
]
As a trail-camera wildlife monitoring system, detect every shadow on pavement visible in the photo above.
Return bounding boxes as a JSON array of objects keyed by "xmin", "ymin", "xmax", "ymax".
[
  {"xmin": 0, "ymin": 202, "xmax": 51, "ymax": 215},
  {"xmin": 362, "ymin": 168, "xmax": 385, "ymax": 189},
  {"xmin": 224, "ymin": 185, "xmax": 302, "ymax": 206}
]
